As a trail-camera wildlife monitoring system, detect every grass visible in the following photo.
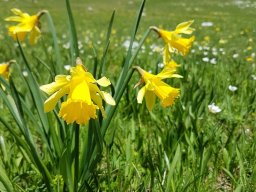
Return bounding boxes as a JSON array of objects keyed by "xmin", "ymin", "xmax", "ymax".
[{"xmin": 0, "ymin": 0, "xmax": 256, "ymax": 191}]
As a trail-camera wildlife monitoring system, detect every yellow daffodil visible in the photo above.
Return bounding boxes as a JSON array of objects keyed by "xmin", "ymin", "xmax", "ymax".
[
  {"xmin": 135, "ymin": 66, "xmax": 181, "ymax": 111},
  {"xmin": 162, "ymin": 44, "xmax": 180, "ymax": 72},
  {"xmin": 0, "ymin": 63, "xmax": 11, "ymax": 80},
  {"xmin": 40, "ymin": 60, "xmax": 115, "ymax": 125},
  {"xmin": 5, "ymin": 8, "xmax": 44, "ymax": 44},
  {"xmin": 0, "ymin": 60, "xmax": 15, "ymax": 80},
  {"xmin": 151, "ymin": 20, "xmax": 195, "ymax": 57}
]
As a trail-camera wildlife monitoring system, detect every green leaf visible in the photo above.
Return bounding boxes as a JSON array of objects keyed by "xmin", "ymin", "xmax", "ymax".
[{"xmin": 0, "ymin": 165, "xmax": 14, "ymax": 192}]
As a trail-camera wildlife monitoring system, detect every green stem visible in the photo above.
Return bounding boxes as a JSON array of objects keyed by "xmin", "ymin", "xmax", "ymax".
[
  {"xmin": 101, "ymin": 28, "xmax": 152, "ymax": 135},
  {"xmin": 74, "ymin": 123, "xmax": 80, "ymax": 192}
]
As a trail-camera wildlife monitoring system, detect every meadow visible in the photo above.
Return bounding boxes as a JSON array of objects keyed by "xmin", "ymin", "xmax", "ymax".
[{"xmin": 0, "ymin": 0, "xmax": 256, "ymax": 191}]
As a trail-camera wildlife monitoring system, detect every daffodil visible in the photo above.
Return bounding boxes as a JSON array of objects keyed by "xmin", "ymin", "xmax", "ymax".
[
  {"xmin": 5, "ymin": 8, "xmax": 44, "ymax": 44},
  {"xmin": 135, "ymin": 66, "xmax": 181, "ymax": 111},
  {"xmin": 151, "ymin": 20, "xmax": 195, "ymax": 57},
  {"xmin": 40, "ymin": 60, "xmax": 115, "ymax": 125},
  {"xmin": 162, "ymin": 45, "xmax": 180, "ymax": 72},
  {"xmin": 0, "ymin": 60, "xmax": 15, "ymax": 80},
  {"xmin": 0, "ymin": 63, "xmax": 11, "ymax": 80}
]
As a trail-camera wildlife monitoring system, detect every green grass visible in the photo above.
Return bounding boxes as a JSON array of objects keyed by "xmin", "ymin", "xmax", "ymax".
[{"xmin": 0, "ymin": 0, "xmax": 256, "ymax": 191}]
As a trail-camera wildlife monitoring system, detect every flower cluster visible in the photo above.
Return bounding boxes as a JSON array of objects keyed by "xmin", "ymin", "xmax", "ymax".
[
  {"xmin": 4, "ymin": 7, "xmax": 195, "ymax": 123},
  {"xmin": 40, "ymin": 59, "xmax": 115, "ymax": 125},
  {"xmin": 135, "ymin": 21, "xmax": 195, "ymax": 110}
]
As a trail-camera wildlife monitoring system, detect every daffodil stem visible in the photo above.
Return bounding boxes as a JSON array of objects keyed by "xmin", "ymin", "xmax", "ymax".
[
  {"xmin": 74, "ymin": 123, "xmax": 80, "ymax": 192},
  {"xmin": 101, "ymin": 68, "xmax": 135, "ymax": 135},
  {"xmin": 101, "ymin": 28, "xmax": 152, "ymax": 136}
]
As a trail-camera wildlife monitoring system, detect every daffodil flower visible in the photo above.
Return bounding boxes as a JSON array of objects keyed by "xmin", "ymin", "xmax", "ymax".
[
  {"xmin": 151, "ymin": 20, "xmax": 195, "ymax": 57},
  {"xmin": 5, "ymin": 8, "xmax": 44, "ymax": 44},
  {"xmin": 135, "ymin": 66, "xmax": 181, "ymax": 111},
  {"xmin": 0, "ymin": 63, "xmax": 11, "ymax": 80},
  {"xmin": 0, "ymin": 60, "xmax": 15, "ymax": 80},
  {"xmin": 40, "ymin": 61, "xmax": 115, "ymax": 125}
]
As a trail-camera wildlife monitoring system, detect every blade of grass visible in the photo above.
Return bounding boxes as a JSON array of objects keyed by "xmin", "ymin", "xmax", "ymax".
[
  {"xmin": 44, "ymin": 11, "xmax": 63, "ymax": 74},
  {"xmin": 97, "ymin": 10, "xmax": 116, "ymax": 79},
  {"xmin": 65, "ymin": 0, "xmax": 79, "ymax": 60},
  {"xmin": 0, "ymin": 164, "xmax": 14, "ymax": 192}
]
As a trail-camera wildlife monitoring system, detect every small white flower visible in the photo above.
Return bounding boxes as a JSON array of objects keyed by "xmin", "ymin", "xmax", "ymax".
[
  {"xmin": 233, "ymin": 53, "xmax": 239, "ymax": 58},
  {"xmin": 228, "ymin": 85, "xmax": 238, "ymax": 92},
  {"xmin": 87, "ymin": 6, "xmax": 93, "ymax": 11},
  {"xmin": 63, "ymin": 42, "xmax": 70, "ymax": 49},
  {"xmin": 208, "ymin": 103, "xmax": 222, "ymax": 114},
  {"xmin": 251, "ymin": 74, "xmax": 256, "ymax": 80},
  {"xmin": 158, "ymin": 63, "xmax": 164, "ymax": 68},
  {"xmin": 212, "ymin": 51, "xmax": 218, "ymax": 56},
  {"xmin": 210, "ymin": 58, "xmax": 217, "ymax": 64},
  {"xmin": 150, "ymin": 44, "xmax": 162, "ymax": 52},
  {"xmin": 202, "ymin": 57, "xmax": 209, "ymax": 62},
  {"xmin": 64, "ymin": 65, "xmax": 71, "ymax": 71},
  {"xmin": 122, "ymin": 40, "xmax": 139, "ymax": 50},
  {"xmin": 22, "ymin": 70, "xmax": 28, "ymax": 77},
  {"xmin": 201, "ymin": 21, "xmax": 214, "ymax": 27}
]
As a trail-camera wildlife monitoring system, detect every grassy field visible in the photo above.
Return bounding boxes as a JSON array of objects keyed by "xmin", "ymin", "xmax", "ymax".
[{"xmin": 0, "ymin": 0, "xmax": 256, "ymax": 191}]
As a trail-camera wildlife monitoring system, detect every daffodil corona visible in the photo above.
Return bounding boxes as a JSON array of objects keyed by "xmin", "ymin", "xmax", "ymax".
[
  {"xmin": 151, "ymin": 20, "xmax": 195, "ymax": 57},
  {"xmin": 40, "ymin": 60, "xmax": 115, "ymax": 125},
  {"xmin": 135, "ymin": 66, "xmax": 181, "ymax": 111},
  {"xmin": 5, "ymin": 8, "xmax": 44, "ymax": 44}
]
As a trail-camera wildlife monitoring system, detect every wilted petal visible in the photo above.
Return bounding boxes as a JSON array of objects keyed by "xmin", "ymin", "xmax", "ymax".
[
  {"xmin": 96, "ymin": 76, "xmax": 111, "ymax": 87},
  {"xmin": 137, "ymin": 86, "xmax": 146, "ymax": 104},
  {"xmin": 101, "ymin": 91, "xmax": 116, "ymax": 105}
]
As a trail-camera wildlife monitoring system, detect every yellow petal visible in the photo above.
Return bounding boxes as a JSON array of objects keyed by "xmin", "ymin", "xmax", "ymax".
[
  {"xmin": 96, "ymin": 76, "xmax": 111, "ymax": 87},
  {"xmin": 69, "ymin": 79, "xmax": 91, "ymax": 104},
  {"xmin": 101, "ymin": 91, "xmax": 116, "ymax": 105},
  {"xmin": 11, "ymin": 8, "xmax": 24, "ymax": 16},
  {"xmin": 29, "ymin": 26, "xmax": 40, "ymax": 44},
  {"xmin": 44, "ymin": 86, "xmax": 69, "ymax": 112},
  {"xmin": 40, "ymin": 75, "xmax": 70, "ymax": 95},
  {"xmin": 137, "ymin": 86, "xmax": 145, "ymax": 104},
  {"xmin": 163, "ymin": 45, "xmax": 171, "ymax": 65},
  {"xmin": 175, "ymin": 20, "xmax": 194, "ymax": 34},
  {"xmin": 145, "ymin": 91, "xmax": 156, "ymax": 111}
]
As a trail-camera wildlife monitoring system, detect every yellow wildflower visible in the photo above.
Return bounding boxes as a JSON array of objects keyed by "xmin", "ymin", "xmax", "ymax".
[
  {"xmin": 151, "ymin": 20, "xmax": 195, "ymax": 57},
  {"xmin": 40, "ymin": 60, "xmax": 115, "ymax": 125},
  {"xmin": 0, "ymin": 60, "xmax": 15, "ymax": 80},
  {"xmin": 135, "ymin": 66, "xmax": 180, "ymax": 111},
  {"xmin": 0, "ymin": 63, "xmax": 11, "ymax": 80},
  {"xmin": 5, "ymin": 8, "xmax": 44, "ymax": 44},
  {"xmin": 162, "ymin": 44, "xmax": 180, "ymax": 72}
]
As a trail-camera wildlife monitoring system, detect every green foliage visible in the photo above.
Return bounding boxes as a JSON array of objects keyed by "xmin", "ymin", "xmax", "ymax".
[{"xmin": 0, "ymin": 0, "xmax": 255, "ymax": 191}]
